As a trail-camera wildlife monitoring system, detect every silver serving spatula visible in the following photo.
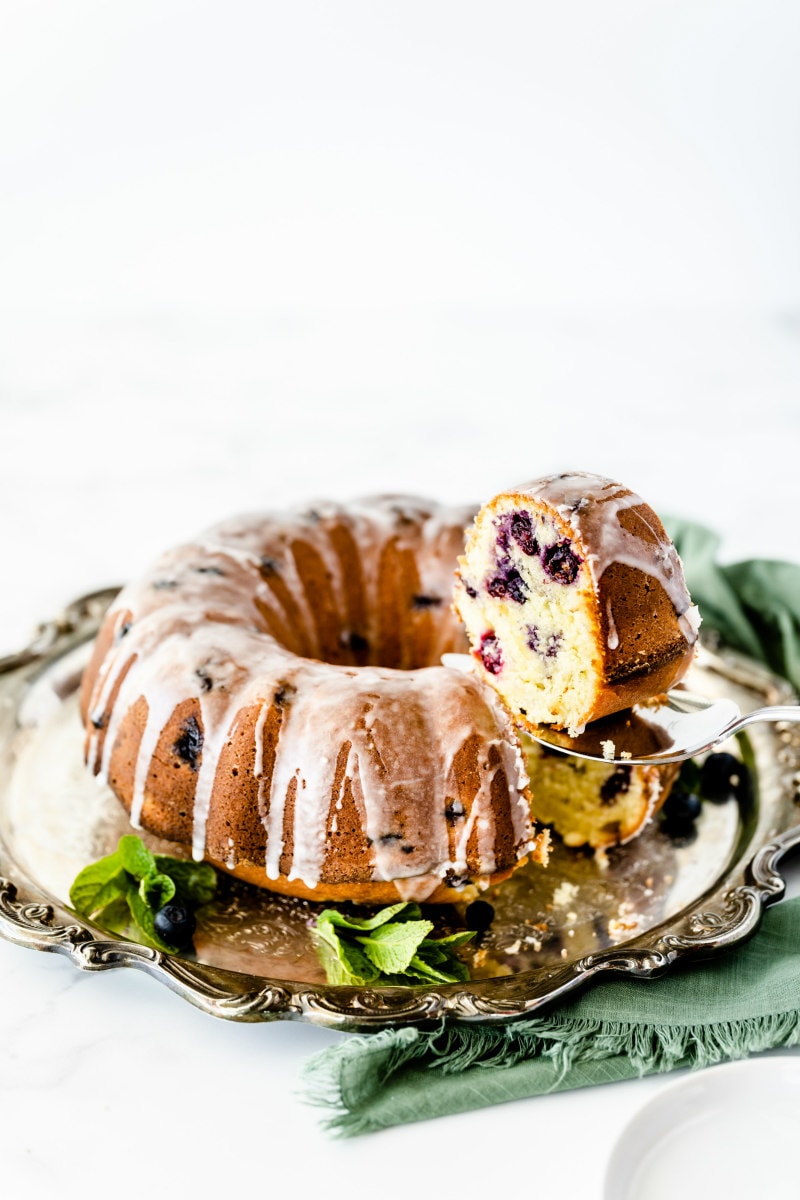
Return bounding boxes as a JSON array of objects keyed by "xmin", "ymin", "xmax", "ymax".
[{"xmin": 526, "ymin": 693, "xmax": 800, "ymax": 766}]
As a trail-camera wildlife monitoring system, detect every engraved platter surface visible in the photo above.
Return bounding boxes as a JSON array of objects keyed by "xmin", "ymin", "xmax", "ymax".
[{"xmin": 0, "ymin": 588, "xmax": 799, "ymax": 1031}]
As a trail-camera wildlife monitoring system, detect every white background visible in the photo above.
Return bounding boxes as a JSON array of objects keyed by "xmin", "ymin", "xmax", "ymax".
[{"xmin": 1, "ymin": 2, "xmax": 799, "ymax": 1196}]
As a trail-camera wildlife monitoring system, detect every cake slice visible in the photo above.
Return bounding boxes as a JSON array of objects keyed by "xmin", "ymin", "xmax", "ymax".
[
  {"xmin": 521, "ymin": 730, "xmax": 680, "ymax": 848},
  {"xmin": 454, "ymin": 472, "xmax": 700, "ymax": 737}
]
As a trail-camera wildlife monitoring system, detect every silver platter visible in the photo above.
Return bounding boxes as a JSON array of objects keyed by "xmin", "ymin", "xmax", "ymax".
[{"xmin": 1, "ymin": 588, "xmax": 799, "ymax": 1031}]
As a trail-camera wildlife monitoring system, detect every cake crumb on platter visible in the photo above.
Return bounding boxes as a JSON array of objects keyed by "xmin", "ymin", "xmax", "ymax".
[
  {"xmin": 594, "ymin": 847, "xmax": 610, "ymax": 871},
  {"xmin": 552, "ymin": 880, "xmax": 579, "ymax": 908}
]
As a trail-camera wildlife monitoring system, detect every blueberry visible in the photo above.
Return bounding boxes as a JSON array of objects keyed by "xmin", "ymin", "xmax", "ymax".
[
  {"xmin": 487, "ymin": 567, "xmax": 528, "ymax": 604},
  {"xmin": 173, "ymin": 715, "xmax": 203, "ymax": 770},
  {"xmin": 662, "ymin": 787, "xmax": 705, "ymax": 835},
  {"xmin": 445, "ymin": 800, "xmax": 465, "ymax": 823},
  {"xmin": 412, "ymin": 594, "xmax": 442, "ymax": 609},
  {"xmin": 195, "ymin": 667, "xmax": 213, "ymax": 693},
  {"xmin": 661, "ymin": 820, "xmax": 699, "ymax": 847},
  {"xmin": 443, "ymin": 870, "xmax": 470, "ymax": 889},
  {"xmin": 464, "ymin": 899, "xmax": 494, "ymax": 931},
  {"xmin": 600, "ymin": 766, "xmax": 632, "ymax": 805},
  {"xmin": 542, "ymin": 542, "xmax": 581, "ymax": 585},
  {"xmin": 154, "ymin": 903, "xmax": 196, "ymax": 949},
  {"xmin": 341, "ymin": 630, "xmax": 369, "ymax": 657},
  {"xmin": 479, "ymin": 632, "xmax": 503, "ymax": 675},
  {"xmin": 526, "ymin": 625, "xmax": 561, "ymax": 658},
  {"xmin": 700, "ymin": 752, "xmax": 744, "ymax": 803},
  {"xmin": 545, "ymin": 633, "xmax": 562, "ymax": 658},
  {"xmin": 510, "ymin": 511, "xmax": 539, "ymax": 556}
]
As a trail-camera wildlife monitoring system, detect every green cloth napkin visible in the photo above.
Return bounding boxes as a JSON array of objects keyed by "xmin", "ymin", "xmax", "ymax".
[
  {"xmin": 668, "ymin": 519, "xmax": 800, "ymax": 694},
  {"xmin": 303, "ymin": 520, "xmax": 800, "ymax": 1136},
  {"xmin": 306, "ymin": 900, "xmax": 800, "ymax": 1136}
]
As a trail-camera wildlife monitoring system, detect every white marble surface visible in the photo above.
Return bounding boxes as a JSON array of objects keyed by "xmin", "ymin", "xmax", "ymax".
[{"xmin": 2, "ymin": 2, "xmax": 800, "ymax": 1194}]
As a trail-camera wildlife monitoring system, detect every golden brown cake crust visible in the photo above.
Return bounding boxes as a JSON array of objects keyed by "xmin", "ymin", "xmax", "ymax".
[{"xmin": 81, "ymin": 497, "xmax": 546, "ymax": 902}]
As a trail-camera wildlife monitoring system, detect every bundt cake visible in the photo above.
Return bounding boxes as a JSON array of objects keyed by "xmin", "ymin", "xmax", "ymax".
[
  {"xmin": 453, "ymin": 472, "xmax": 700, "ymax": 737},
  {"xmin": 80, "ymin": 497, "xmax": 549, "ymax": 904}
]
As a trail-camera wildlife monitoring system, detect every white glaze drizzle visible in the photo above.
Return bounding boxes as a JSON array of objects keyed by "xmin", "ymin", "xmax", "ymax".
[
  {"xmin": 605, "ymin": 599, "xmax": 619, "ymax": 650},
  {"xmin": 524, "ymin": 472, "xmax": 700, "ymax": 646}
]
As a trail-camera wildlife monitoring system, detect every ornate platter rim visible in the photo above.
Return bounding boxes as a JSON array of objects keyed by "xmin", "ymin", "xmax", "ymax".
[{"xmin": 1, "ymin": 587, "xmax": 799, "ymax": 1032}]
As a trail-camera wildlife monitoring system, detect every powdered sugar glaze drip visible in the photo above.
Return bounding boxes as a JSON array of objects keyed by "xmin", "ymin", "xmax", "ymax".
[
  {"xmin": 82, "ymin": 497, "xmax": 538, "ymax": 900},
  {"xmin": 528, "ymin": 472, "xmax": 701, "ymax": 649}
]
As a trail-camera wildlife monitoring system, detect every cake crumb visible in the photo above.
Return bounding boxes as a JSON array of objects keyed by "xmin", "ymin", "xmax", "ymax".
[
  {"xmin": 552, "ymin": 881, "xmax": 579, "ymax": 908},
  {"xmin": 608, "ymin": 916, "xmax": 640, "ymax": 938},
  {"xmin": 608, "ymin": 899, "xmax": 642, "ymax": 939},
  {"xmin": 620, "ymin": 751, "xmax": 632, "ymax": 760},
  {"xmin": 601, "ymin": 740, "xmax": 616, "ymax": 761},
  {"xmin": 594, "ymin": 847, "xmax": 610, "ymax": 871}
]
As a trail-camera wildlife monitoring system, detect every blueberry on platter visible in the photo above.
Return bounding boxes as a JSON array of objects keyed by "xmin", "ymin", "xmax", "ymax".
[
  {"xmin": 154, "ymin": 902, "xmax": 197, "ymax": 949},
  {"xmin": 700, "ymin": 752, "xmax": 747, "ymax": 803}
]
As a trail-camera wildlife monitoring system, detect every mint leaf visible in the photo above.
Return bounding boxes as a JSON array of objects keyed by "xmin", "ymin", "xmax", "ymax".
[
  {"xmin": 317, "ymin": 902, "xmax": 418, "ymax": 932},
  {"xmin": 404, "ymin": 953, "xmax": 471, "ymax": 984},
  {"xmin": 315, "ymin": 911, "xmax": 381, "ymax": 985},
  {"xmin": 69, "ymin": 836, "xmax": 217, "ymax": 955},
  {"xmin": 92, "ymin": 894, "xmax": 132, "ymax": 938},
  {"xmin": 118, "ymin": 834, "xmax": 157, "ymax": 880},
  {"xmin": 69, "ymin": 851, "xmax": 125, "ymax": 916},
  {"xmin": 422, "ymin": 930, "xmax": 476, "ymax": 948},
  {"xmin": 154, "ymin": 857, "xmax": 217, "ymax": 907},
  {"xmin": 139, "ymin": 870, "xmax": 176, "ymax": 911},
  {"xmin": 87, "ymin": 873, "xmax": 131, "ymax": 915},
  {"xmin": 126, "ymin": 884, "xmax": 178, "ymax": 954},
  {"xmin": 357, "ymin": 919, "xmax": 434, "ymax": 975},
  {"xmin": 314, "ymin": 903, "xmax": 476, "ymax": 987},
  {"xmin": 317, "ymin": 934, "xmax": 379, "ymax": 986}
]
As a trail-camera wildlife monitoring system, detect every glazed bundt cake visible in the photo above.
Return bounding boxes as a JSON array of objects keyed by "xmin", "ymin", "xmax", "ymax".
[
  {"xmin": 454, "ymin": 472, "xmax": 700, "ymax": 737},
  {"xmin": 80, "ymin": 497, "xmax": 548, "ymax": 904}
]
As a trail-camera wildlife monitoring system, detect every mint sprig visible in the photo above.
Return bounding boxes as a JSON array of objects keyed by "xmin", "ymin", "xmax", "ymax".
[
  {"xmin": 314, "ymin": 902, "xmax": 476, "ymax": 986},
  {"xmin": 69, "ymin": 834, "xmax": 217, "ymax": 954}
]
